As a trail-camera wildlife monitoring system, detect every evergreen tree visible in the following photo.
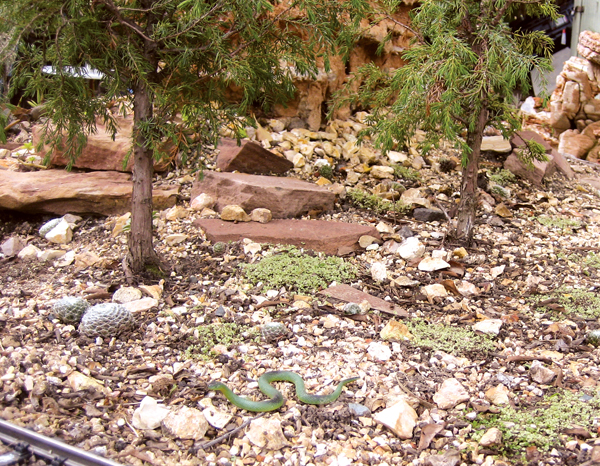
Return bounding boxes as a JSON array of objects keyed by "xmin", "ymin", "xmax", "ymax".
[
  {"xmin": 0, "ymin": 0, "xmax": 369, "ymax": 278},
  {"xmin": 338, "ymin": 0, "xmax": 557, "ymax": 244}
]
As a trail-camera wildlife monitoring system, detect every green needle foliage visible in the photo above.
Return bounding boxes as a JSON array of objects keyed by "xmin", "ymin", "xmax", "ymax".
[
  {"xmin": 335, "ymin": 0, "xmax": 557, "ymax": 244},
  {"xmin": 0, "ymin": 0, "xmax": 370, "ymax": 274}
]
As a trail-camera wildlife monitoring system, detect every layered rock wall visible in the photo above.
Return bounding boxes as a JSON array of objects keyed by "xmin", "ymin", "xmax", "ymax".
[
  {"xmin": 551, "ymin": 31, "xmax": 600, "ymax": 163},
  {"xmin": 270, "ymin": 2, "xmax": 417, "ymax": 130}
]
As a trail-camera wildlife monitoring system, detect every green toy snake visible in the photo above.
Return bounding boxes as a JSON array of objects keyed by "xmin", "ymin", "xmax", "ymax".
[{"xmin": 208, "ymin": 371, "xmax": 359, "ymax": 412}]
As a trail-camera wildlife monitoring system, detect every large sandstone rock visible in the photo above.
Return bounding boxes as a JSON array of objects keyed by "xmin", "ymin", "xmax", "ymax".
[
  {"xmin": 481, "ymin": 136, "xmax": 512, "ymax": 153},
  {"xmin": 510, "ymin": 130, "xmax": 574, "ymax": 179},
  {"xmin": 194, "ymin": 218, "xmax": 380, "ymax": 255},
  {"xmin": 215, "ymin": 138, "xmax": 293, "ymax": 174},
  {"xmin": 558, "ymin": 130, "xmax": 596, "ymax": 159},
  {"xmin": 0, "ymin": 169, "xmax": 178, "ymax": 215},
  {"xmin": 33, "ymin": 117, "xmax": 135, "ymax": 172},
  {"xmin": 510, "ymin": 130, "xmax": 553, "ymax": 153},
  {"xmin": 549, "ymin": 51, "xmax": 600, "ymax": 136},
  {"xmin": 578, "ymin": 30, "xmax": 600, "ymax": 66},
  {"xmin": 191, "ymin": 172, "xmax": 335, "ymax": 218},
  {"xmin": 267, "ymin": 3, "xmax": 415, "ymax": 129},
  {"xmin": 503, "ymin": 150, "xmax": 557, "ymax": 186},
  {"xmin": 33, "ymin": 116, "xmax": 173, "ymax": 172}
]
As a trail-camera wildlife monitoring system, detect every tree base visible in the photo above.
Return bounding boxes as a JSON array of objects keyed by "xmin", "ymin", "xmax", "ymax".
[{"xmin": 122, "ymin": 252, "xmax": 171, "ymax": 285}]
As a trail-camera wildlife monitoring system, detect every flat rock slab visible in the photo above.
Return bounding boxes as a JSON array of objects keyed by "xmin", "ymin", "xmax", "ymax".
[
  {"xmin": 191, "ymin": 171, "xmax": 335, "ymax": 218},
  {"xmin": 194, "ymin": 218, "xmax": 380, "ymax": 255},
  {"xmin": 319, "ymin": 284, "xmax": 408, "ymax": 317},
  {"xmin": 0, "ymin": 169, "xmax": 178, "ymax": 215},
  {"xmin": 216, "ymin": 138, "xmax": 293, "ymax": 174}
]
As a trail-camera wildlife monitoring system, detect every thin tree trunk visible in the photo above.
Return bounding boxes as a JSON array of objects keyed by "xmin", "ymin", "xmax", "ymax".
[
  {"xmin": 126, "ymin": 80, "xmax": 160, "ymax": 277},
  {"xmin": 451, "ymin": 107, "xmax": 488, "ymax": 245}
]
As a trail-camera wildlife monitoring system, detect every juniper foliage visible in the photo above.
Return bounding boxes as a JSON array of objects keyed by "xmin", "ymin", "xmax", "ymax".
[
  {"xmin": 337, "ymin": 0, "xmax": 558, "ymax": 243},
  {"xmin": 0, "ymin": 0, "xmax": 370, "ymax": 274}
]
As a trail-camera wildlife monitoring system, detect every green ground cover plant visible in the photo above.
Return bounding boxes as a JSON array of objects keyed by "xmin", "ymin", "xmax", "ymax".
[
  {"xmin": 406, "ymin": 320, "xmax": 496, "ymax": 356},
  {"xmin": 347, "ymin": 189, "xmax": 411, "ymax": 216},
  {"xmin": 471, "ymin": 389, "xmax": 600, "ymax": 456},
  {"xmin": 536, "ymin": 215, "xmax": 581, "ymax": 233},
  {"xmin": 184, "ymin": 322, "xmax": 258, "ymax": 360},
  {"xmin": 556, "ymin": 251, "xmax": 600, "ymax": 276},
  {"xmin": 242, "ymin": 246, "xmax": 356, "ymax": 294},
  {"xmin": 488, "ymin": 169, "xmax": 516, "ymax": 186},
  {"xmin": 531, "ymin": 287, "xmax": 600, "ymax": 320},
  {"xmin": 392, "ymin": 165, "xmax": 420, "ymax": 181}
]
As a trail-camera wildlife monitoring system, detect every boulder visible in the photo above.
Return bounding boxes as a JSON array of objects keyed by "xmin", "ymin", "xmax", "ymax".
[
  {"xmin": 510, "ymin": 130, "xmax": 574, "ymax": 179},
  {"xmin": 582, "ymin": 120, "xmax": 600, "ymax": 140},
  {"xmin": 503, "ymin": 150, "xmax": 557, "ymax": 186},
  {"xmin": 550, "ymin": 101, "xmax": 572, "ymax": 133},
  {"xmin": 33, "ymin": 116, "xmax": 173, "ymax": 172},
  {"xmin": 558, "ymin": 130, "xmax": 596, "ymax": 159},
  {"xmin": 561, "ymin": 81, "xmax": 581, "ymax": 117},
  {"xmin": 577, "ymin": 30, "xmax": 600, "ymax": 66},
  {"xmin": 510, "ymin": 130, "xmax": 553, "ymax": 153},
  {"xmin": 215, "ymin": 138, "xmax": 293, "ymax": 174},
  {"xmin": 588, "ymin": 144, "xmax": 600, "ymax": 163},
  {"xmin": 33, "ymin": 117, "xmax": 134, "ymax": 172},
  {"xmin": 194, "ymin": 218, "xmax": 380, "ymax": 256},
  {"xmin": 550, "ymin": 149, "xmax": 575, "ymax": 179},
  {"xmin": 191, "ymin": 171, "xmax": 335, "ymax": 218},
  {"xmin": 0, "ymin": 169, "xmax": 178, "ymax": 215}
]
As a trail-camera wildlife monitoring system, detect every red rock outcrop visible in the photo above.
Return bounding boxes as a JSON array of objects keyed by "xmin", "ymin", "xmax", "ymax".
[
  {"xmin": 0, "ymin": 169, "xmax": 178, "ymax": 215},
  {"xmin": 216, "ymin": 138, "xmax": 293, "ymax": 174},
  {"xmin": 32, "ymin": 115, "xmax": 174, "ymax": 173},
  {"xmin": 191, "ymin": 171, "xmax": 335, "ymax": 218}
]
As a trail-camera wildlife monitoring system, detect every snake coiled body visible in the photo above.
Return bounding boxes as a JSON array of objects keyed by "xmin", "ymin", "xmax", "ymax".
[{"xmin": 208, "ymin": 371, "xmax": 359, "ymax": 412}]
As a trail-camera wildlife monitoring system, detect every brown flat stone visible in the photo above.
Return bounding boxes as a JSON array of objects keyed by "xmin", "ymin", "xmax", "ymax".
[
  {"xmin": 319, "ymin": 284, "xmax": 408, "ymax": 317},
  {"xmin": 0, "ymin": 169, "xmax": 178, "ymax": 215},
  {"xmin": 510, "ymin": 130, "xmax": 574, "ymax": 179},
  {"xmin": 216, "ymin": 138, "xmax": 293, "ymax": 174},
  {"xmin": 191, "ymin": 171, "xmax": 335, "ymax": 218},
  {"xmin": 194, "ymin": 218, "xmax": 380, "ymax": 255},
  {"xmin": 510, "ymin": 130, "xmax": 553, "ymax": 153},
  {"xmin": 504, "ymin": 150, "xmax": 557, "ymax": 187}
]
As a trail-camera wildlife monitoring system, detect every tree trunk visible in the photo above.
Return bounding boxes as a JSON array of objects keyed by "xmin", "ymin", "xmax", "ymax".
[
  {"xmin": 451, "ymin": 107, "xmax": 488, "ymax": 245},
  {"xmin": 126, "ymin": 80, "xmax": 160, "ymax": 276}
]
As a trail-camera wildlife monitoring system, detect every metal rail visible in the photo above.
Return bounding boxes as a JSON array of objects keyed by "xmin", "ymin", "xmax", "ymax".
[{"xmin": 0, "ymin": 419, "xmax": 124, "ymax": 466}]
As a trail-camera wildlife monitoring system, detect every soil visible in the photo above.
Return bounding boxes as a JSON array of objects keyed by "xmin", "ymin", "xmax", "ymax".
[{"xmin": 1, "ymin": 139, "xmax": 600, "ymax": 466}]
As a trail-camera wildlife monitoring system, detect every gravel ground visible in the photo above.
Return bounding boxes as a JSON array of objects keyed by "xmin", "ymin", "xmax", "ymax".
[{"xmin": 1, "ymin": 118, "xmax": 600, "ymax": 466}]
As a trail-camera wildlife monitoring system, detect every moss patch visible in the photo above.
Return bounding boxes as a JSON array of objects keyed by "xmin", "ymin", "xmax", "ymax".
[
  {"xmin": 347, "ymin": 189, "xmax": 410, "ymax": 215},
  {"xmin": 184, "ymin": 322, "xmax": 258, "ymax": 360},
  {"xmin": 392, "ymin": 165, "xmax": 420, "ymax": 181},
  {"xmin": 242, "ymin": 246, "xmax": 356, "ymax": 294},
  {"xmin": 531, "ymin": 287, "xmax": 600, "ymax": 320},
  {"xmin": 488, "ymin": 168, "xmax": 516, "ymax": 186},
  {"xmin": 536, "ymin": 215, "xmax": 581, "ymax": 234},
  {"xmin": 406, "ymin": 319, "xmax": 496, "ymax": 356},
  {"xmin": 472, "ymin": 389, "xmax": 600, "ymax": 455}
]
